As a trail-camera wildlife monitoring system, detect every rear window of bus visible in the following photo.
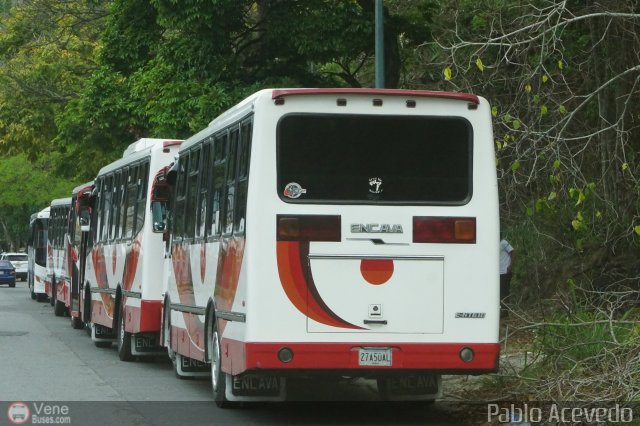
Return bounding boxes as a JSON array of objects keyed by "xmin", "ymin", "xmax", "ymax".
[{"xmin": 277, "ymin": 114, "xmax": 472, "ymax": 204}]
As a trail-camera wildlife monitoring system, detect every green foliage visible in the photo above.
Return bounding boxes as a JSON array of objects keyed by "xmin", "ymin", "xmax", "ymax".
[
  {"xmin": 534, "ymin": 309, "xmax": 639, "ymax": 371},
  {"xmin": 0, "ymin": 154, "xmax": 78, "ymax": 249}
]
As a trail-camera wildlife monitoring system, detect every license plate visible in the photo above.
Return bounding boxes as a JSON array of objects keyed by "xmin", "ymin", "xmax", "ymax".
[
  {"xmin": 231, "ymin": 374, "xmax": 281, "ymax": 397},
  {"xmin": 134, "ymin": 333, "xmax": 159, "ymax": 352},
  {"xmin": 359, "ymin": 347, "xmax": 392, "ymax": 366}
]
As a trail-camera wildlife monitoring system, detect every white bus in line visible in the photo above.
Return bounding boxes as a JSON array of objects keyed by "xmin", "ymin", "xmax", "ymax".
[
  {"xmin": 48, "ymin": 197, "xmax": 73, "ymax": 317},
  {"xmin": 84, "ymin": 138, "xmax": 182, "ymax": 361},
  {"xmin": 28, "ymin": 207, "xmax": 50, "ymax": 301},
  {"xmin": 154, "ymin": 88, "xmax": 500, "ymax": 405}
]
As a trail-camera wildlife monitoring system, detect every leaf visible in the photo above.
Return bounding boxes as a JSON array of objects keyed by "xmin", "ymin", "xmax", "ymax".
[
  {"xmin": 548, "ymin": 191, "xmax": 557, "ymax": 201},
  {"xmin": 512, "ymin": 119, "xmax": 521, "ymax": 130},
  {"xmin": 491, "ymin": 106, "xmax": 498, "ymax": 117},
  {"xmin": 558, "ymin": 105, "xmax": 567, "ymax": 114},
  {"xmin": 553, "ymin": 159, "xmax": 561, "ymax": 169},
  {"xmin": 558, "ymin": 60, "xmax": 564, "ymax": 70},
  {"xmin": 542, "ymin": 75, "xmax": 549, "ymax": 83},
  {"xmin": 526, "ymin": 207, "xmax": 534, "ymax": 217},
  {"xmin": 495, "ymin": 140, "xmax": 502, "ymax": 150},
  {"xmin": 571, "ymin": 219, "xmax": 582, "ymax": 230},
  {"xmin": 475, "ymin": 57, "xmax": 484, "ymax": 72},
  {"xmin": 540, "ymin": 105, "xmax": 548, "ymax": 116},
  {"xmin": 524, "ymin": 84, "xmax": 532, "ymax": 93},
  {"xmin": 575, "ymin": 191, "xmax": 586, "ymax": 206},
  {"xmin": 635, "ymin": 225, "xmax": 640, "ymax": 236},
  {"xmin": 622, "ymin": 162, "xmax": 629, "ymax": 171},
  {"xmin": 511, "ymin": 160, "xmax": 521, "ymax": 171},
  {"xmin": 443, "ymin": 66, "xmax": 452, "ymax": 81}
]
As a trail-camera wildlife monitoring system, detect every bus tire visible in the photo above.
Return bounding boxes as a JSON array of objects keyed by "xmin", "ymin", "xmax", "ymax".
[
  {"xmin": 210, "ymin": 322, "xmax": 231, "ymax": 408},
  {"xmin": 84, "ymin": 287, "xmax": 92, "ymax": 336},
  {"xmin": 71, "ymin": 314, "xmax": 83, "ymax": 330},
  {"xmin": 163, "ymin": 299, "xmax": 175, "ymax": 364},
  {"xmin": 29, "ymin": 283, "xmax": 36, "ymax": 300},
  {"xmin": 117, "ymin": 301, "xmax": 134, "ymax": 362},
  {"xmin": 49, "ymin": 280, "xmax": 55, "ymax": 306},
  {"xmin": 54, "ymin": 299, "xmax": 66, "ymax": 317}
]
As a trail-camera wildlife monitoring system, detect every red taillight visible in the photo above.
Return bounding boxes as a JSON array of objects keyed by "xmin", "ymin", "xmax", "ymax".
[
  {"xmin": 277, "ymin": 215, "xmax": 341, "ymax": 242},
  {"xmin": 413, "ymin": 217, "xmax": 476, "ymax": 243}
]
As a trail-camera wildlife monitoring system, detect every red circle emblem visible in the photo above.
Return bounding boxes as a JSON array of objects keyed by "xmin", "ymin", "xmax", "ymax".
[{"xmin": 360, "ymin": 259, "xmax": 394, "ymax": 285}]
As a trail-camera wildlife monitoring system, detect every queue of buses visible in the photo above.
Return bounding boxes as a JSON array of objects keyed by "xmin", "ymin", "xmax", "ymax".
[{"xmin": 26, "ymin": 88, "xmax": 500, "ymax": 405}]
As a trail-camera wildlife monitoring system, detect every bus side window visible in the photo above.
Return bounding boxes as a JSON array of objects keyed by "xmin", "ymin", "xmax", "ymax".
[
  {"xmin": 186, "ymin": 149, "xmax": 200, "ymax": 239},
  {"xmin": 198, "ymin": 141, "xmax": 212, "ymax": 239},
  {"xmin": 211, "ymin": 133, "xmax": 227, "ymax": 237},
  {"xmin": 136, "ymin": 162, "xmax": 149, "ymax": 236},
  {"xmin": 102, "ymin": 175, "xmax": 113, "ymax": 243},
  {"xmin": 223, "ymin": 127, "xmax": 239, "ymax": 235},
  {"xmin": 234, "ymin": 119, "xmax": 252, "ymax": 234},
  {"xmin": 125, "ymin": 165, "xmax": 137, "ymax": 239},
  {"xmin": 93, "ymin": 179, "xmax": 102, "ymax": 243},
  {"xmin": 174, "ymin": 154, "xmax": 189, "ymax": 241},
  {"xmin": 118, "ymin": 168, "xmax": 128, "ymax": 240}
]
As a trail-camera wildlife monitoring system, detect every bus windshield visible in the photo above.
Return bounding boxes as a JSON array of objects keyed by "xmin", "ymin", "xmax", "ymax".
[{"xmin": 277, "ymin": 114, "xmax": 472, "ymax": 204}]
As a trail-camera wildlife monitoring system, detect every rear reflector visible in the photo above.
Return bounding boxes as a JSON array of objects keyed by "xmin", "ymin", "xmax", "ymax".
[
  {"xmin": 413, "ymin": 217, "xmax": 476, "ymax": 243},
  {"xmin": 277, "ymin": 215, "xmax": 341, "ymax": 242}
]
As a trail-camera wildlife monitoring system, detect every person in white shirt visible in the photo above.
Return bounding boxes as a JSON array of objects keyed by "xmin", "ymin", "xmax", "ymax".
[{"xmin": 499, "ymin": 238, "xmax": 515, "ymax": 317}]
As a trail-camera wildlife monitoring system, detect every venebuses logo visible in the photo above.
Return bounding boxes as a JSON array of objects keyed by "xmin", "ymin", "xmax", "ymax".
[{"xmin": 7, "ymin": 402, "xmax": 30, "ymax": 425}]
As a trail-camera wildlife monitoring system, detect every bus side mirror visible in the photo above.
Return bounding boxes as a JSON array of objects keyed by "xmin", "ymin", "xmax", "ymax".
[
  {"xmin": 80, "ymin": 217, "xmax": 90, "ymax": 233},
  {"xmin": 151, "ymin": 201, "xmax": 167, "ymax": 233}
]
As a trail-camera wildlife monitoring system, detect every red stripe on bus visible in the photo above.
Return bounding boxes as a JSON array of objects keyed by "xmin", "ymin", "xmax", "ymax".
[{"xmin": 222, "ymin": 341, "xmax": 499, "ymax": 374}]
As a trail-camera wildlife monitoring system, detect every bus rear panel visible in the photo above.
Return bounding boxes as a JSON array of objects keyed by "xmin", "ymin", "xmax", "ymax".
[{"xmin": 166, "ymin": 89, "xmax": 499, "ymax": 403}]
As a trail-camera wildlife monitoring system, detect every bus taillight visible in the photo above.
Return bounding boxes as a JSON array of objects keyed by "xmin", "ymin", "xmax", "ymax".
[
  {"xmin": 277, "ymin": 215, "xmax": 341, "ymax": 242},
  {"xmin": 413, "ymin": 217, "xmax": 476, "ymax": 244}
]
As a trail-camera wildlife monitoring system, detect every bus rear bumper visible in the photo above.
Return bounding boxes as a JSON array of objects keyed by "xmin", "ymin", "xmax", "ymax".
[{"xmin": 224, "ymin": 341, "xmax": 500, "ymax": 375}]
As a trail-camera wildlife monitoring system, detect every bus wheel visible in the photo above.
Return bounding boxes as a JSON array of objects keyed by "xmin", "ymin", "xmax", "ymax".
[
  {"xmin": 84, "ymin": 288, "xmax": 92, "ymax": 336},
  {"xmin": 70, "ymin": 314, "xmax": 83, "ymax": 330},
  {"xmin": 54, "ymin": 299, "xmax": 66, "ymax": 317},
  {"xmin": 29, "ymin": 283, "xmax": 36, "ymax": 300},
  {"xmin": 117, "ymin": 302, "xmax": 134, "ymax": 362},
  {"xmin": 49, "ymin": 281, "xmax": 55, "ymax": 307},
  {"xmin": 210, "ymin": 324, "xmax": 231, "ymax": 408},
  {"xmin": 163, "ymin": 301, "xmax": 175, "ymax": 364}
]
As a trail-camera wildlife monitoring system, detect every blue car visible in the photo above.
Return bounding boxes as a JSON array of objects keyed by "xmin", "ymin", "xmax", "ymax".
[{"xmin": 0, "ymin": 260, "xmax": 16, "ymax": 287}]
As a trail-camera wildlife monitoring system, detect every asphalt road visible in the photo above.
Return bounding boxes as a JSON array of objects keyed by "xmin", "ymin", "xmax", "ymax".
[{"xmin": 0, "ymin": 282, "xmax": 472, "ymax": 425}]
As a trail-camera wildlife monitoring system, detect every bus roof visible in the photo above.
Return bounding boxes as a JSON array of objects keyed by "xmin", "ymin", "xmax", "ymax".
[
  {"xmin": 72, "ymin": 181, "xmax": 94, "ymax": 196},
  {"xmin": 180, "ymin": 88, "xmax": 481, "ymax": 153},
  {"xmin": 122, "ymin": 138, "xmax": 183, "ymax": 158},
  {"xmin": 270, "ymin": 88, "xmax": 480, "ymax": 104},
  {"xmin": 98, "ymin": 138, "xmax": 183, "ymax": 176},
  {"xmin": 50, "ymin": 197, "xmax": 72, "ymax": 207}
]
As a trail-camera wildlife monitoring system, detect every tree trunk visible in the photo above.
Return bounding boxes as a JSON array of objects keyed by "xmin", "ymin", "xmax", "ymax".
[{"xmin": 0, "ymin": 215, "xmax": 15, "ymax": 251}]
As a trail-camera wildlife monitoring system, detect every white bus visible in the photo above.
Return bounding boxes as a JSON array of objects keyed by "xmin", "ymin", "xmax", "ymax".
[
  {"xmin": 154, "ymin": 88, "xmax": 500, "ymax": 405},
  {"xmin": 28, "ymin": 207, "xmax": 50, "ymax": 301},
  {"xmin": 84, "ymin": 138, "xmax": 182, "ymax": 361},
  {"xmin": 48, "ymin": 197, "xmax": 72, "ymax": 317},
  {"xmin": 67, "ymin": 182, "xmax": 94, "ymax": 330}
]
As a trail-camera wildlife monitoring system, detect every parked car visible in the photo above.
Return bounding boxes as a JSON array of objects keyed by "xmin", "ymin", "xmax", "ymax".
[
  {"xmin": 0, "ymin": 252, "xmax": 28, "ymax": 281},
  {"xmin": 0, "ymin": 260, "xmax": 16, "ymax": 287}
]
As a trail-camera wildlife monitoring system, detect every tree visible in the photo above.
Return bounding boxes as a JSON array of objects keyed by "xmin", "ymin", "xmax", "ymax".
[
  {"xmin": 0, "ymin": 154, "xmax": 77, "ymax": 250},
  {"xmin": 0, "ymin": 0, "xmax": 110, "ymax": 179}
]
